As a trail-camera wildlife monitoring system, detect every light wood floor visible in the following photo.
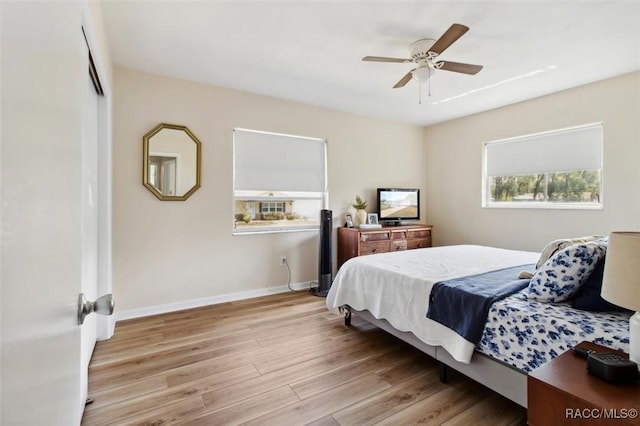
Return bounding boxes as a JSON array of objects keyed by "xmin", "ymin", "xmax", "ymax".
[{"xmin": 83, "ymin": 291, "xmax": 526, "ymax": 425}]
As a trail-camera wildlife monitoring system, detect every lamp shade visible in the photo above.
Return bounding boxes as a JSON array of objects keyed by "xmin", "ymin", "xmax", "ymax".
[{"xmin": 601, "ymin": 232, "xmax": 640, "ymax": 312}]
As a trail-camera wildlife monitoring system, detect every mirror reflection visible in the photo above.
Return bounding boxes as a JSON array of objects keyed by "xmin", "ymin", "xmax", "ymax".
[{"xmin": 143, "ymin": 123, "xmax": 201, "ymax": 201}]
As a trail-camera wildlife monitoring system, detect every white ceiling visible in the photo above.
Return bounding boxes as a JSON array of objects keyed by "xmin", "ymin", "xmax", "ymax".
[{"xmin": 101, "ymin": 1, "xmax": 640, "ymax": 126}]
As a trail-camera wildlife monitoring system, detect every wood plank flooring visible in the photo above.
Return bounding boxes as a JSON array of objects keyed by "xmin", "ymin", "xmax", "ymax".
[{"xmin": 83, "ymin": 291, "xmax": 526, "ymax": 425}]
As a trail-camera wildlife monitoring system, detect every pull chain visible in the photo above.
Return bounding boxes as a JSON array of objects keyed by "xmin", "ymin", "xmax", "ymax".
[{"xmin": 418, "ymin": 68, "xmax": 432, "ymax": 104}]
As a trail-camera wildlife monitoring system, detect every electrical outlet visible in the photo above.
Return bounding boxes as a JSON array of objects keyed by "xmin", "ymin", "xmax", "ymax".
[{"xmin": 280, "ymin": 256, "xmax": 287, "ymax": 266}]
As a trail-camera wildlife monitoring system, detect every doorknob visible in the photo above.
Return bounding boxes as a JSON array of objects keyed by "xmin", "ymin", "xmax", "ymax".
[{"xmin": 78, "ymin": 293, "xmax": 115, "ymax": 325}]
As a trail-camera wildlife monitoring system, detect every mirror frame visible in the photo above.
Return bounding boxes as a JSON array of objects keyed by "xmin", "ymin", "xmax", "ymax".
[{"xmin": 142, "ymin": 123, "xmax": 202, "ymax": 201}]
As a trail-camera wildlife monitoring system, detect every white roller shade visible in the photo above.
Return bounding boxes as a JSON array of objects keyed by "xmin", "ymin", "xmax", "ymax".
[
  {"xmin": 485, "ymin": 123, "xmax": 603, "ymax": 177},
  {"xmin": 234, "ymin": 129, "xmax": 327, "ymax": 193}
]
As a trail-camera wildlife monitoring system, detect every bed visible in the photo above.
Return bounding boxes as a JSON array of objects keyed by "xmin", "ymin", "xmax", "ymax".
[{"xmin": 326, "ymin": 244, "xmax": 631, "ymax": 407}]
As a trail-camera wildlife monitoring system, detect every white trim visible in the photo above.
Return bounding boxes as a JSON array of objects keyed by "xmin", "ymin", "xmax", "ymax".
[
  {"xmin": 234, "ymin": 127, "xmax": 324, "ymax": 142},
  {"xmin": 114, "ymin": 281, "xmax": 316, "ymax": 321},
  {"xmin": 483, "ymin": 201, "xmax": 603, "ymax": 210},
  {"xmin": 484, "ymin": 121, "xmax": 603, "ymax": 146},
  {"xmin": 233, "ymin": 226, "xmax": 319, "ymax": 235}
]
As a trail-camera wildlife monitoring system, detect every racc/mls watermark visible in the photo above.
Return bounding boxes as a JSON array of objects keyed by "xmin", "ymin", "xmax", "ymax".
[{"xmin": 566, "ymin": 408, "xmax": 638, "ymax": 420}]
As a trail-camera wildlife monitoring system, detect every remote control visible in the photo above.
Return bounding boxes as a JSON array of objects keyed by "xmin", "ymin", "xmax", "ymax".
[{"xmin": 587, "ymin": 352, "xmax": 639, "ymax": 383}]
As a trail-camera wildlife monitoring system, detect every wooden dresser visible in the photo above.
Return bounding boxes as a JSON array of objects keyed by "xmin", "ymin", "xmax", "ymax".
[{"xmin": 337, "ymin": 224, "xmax": 433, "ymax": 269}]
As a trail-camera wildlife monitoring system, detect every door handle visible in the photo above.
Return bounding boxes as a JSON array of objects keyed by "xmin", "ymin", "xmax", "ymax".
[{"xmin": 78, "ymin": 293, "xmax": 114, "ymax": 325}]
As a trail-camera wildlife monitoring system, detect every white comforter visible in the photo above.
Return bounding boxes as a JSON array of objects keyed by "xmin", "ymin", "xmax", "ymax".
[{"xmin": 326, "ymin": 245, "xmax": 539, "ymax": 363}]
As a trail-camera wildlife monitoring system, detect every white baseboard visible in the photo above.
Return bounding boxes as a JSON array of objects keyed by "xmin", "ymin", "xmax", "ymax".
[{"xmin": 114, "ymin": 281, "xmax": 316, "ymax": 322}]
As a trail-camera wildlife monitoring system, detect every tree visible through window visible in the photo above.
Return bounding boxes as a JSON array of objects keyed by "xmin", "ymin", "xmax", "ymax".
[{"xmin": 490, "ymin": 171, "xmax": 601, "ymax": 203}]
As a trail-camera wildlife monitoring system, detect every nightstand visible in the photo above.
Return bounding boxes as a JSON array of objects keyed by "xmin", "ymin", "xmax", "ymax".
[{"xmin": 528, "ymin": 341, "xmax": 640, "ymax": 425}]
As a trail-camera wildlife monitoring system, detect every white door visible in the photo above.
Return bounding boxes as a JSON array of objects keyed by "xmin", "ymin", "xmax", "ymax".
[
  {"xmin": 1, "ymin": 2, "xmax": 98, "ymax": 424},
  {"xmin": 247, "ymin": 202, "xmax": 256, "ymax": 219},
  {"xmin": 80, "ymin": 38, "xmax": 101, "ymax": 412}
]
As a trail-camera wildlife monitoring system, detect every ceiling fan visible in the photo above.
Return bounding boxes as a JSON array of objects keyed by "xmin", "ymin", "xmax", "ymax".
[{"xmin": 363, "ymin": 23, "xmax": 483, "ymax": 90}]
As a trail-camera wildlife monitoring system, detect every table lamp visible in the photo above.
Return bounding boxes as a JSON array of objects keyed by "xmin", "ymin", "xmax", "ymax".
[{"xmin": 601, "ymin": 231, "xmax": 640, "ymax": 367}]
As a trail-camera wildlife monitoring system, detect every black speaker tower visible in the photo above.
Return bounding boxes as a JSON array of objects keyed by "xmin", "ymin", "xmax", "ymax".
[{"xmin": 314, "ymin": 209, "xmax": 332, "ymax": 297}]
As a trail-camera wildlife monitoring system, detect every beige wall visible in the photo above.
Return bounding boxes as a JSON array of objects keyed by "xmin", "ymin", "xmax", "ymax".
[
  {"xmin": 423, "ymin": 72, "xmax": 640, "ymax": 252},
  {"xmin": 113, "ymin": 67, "xmax": 427, "ymax": 312}
]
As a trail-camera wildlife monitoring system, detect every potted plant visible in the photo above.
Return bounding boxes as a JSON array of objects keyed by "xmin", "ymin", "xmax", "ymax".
[{"xmin": 352, "ymin": 195, "xmax": 368, "ymax": 227}]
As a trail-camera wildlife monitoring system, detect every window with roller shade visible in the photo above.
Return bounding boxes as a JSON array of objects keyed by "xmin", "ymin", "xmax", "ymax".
[
  {"xmin": 482, "ymin": 123, "xmax": 603, "ymax": 209},
  {"xmin": 233, "ymin": 128, "xmax": 327, "ymax": 234}
]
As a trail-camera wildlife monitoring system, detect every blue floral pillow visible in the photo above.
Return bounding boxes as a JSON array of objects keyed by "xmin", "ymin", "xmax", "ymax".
[{"xmin": 527, "ymin": 241, "xmax": 607, "ymax": 302}]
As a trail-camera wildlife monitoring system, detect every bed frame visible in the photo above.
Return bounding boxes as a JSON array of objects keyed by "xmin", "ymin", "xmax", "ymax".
[{"xmin": 342, "ymin": 306, "xmax": 528, "ymax": 408}]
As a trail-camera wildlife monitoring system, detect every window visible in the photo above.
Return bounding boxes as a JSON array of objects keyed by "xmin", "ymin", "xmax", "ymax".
[
  {"xmin": 483, "ymin": 123, "xmax": 603, "ymax": 209},
  {"xmin": 233, "ymin": 128, "xmax": 327, "ymax": 233},
  {"xmin": 260, "ymin": 202, "xmax": 284, "ymax": 213}
]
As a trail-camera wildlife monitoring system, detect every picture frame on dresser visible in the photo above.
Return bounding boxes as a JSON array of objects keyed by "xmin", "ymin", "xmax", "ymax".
[
  {"xmin": 368, "ymin": 213, "xmax": 378, "ymax": 225},
  {"xmin": 345, "ymin": 214, "xmax": 354, "ymax": 228}
]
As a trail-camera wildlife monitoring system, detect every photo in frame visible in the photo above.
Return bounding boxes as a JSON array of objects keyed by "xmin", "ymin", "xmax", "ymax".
[
  {"xmin": 345, "ymin": 214, "xmax": 354, "ymax": 228},
  {"xmin": 368, "ymin": 213, "xmax": 378, "ymax": 225}
]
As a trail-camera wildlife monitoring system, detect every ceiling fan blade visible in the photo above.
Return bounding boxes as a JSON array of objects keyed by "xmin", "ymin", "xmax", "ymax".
[
  {"xmin": 363, "ymin": 56, "xmax": 411, "ymax": 63},
  {"xmin": 393, "ymin": 69, "xmax": 416, "ymax": 88},
  {"xmin": 428, "ymin": 23, "xmax": 469, "ymax": 55},
  {"xmin": 437, "ymin": 61, "xmax": 483, "ymax": 75}
]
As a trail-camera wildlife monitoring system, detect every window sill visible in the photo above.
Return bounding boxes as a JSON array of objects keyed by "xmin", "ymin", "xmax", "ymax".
[
  {"xmin": 232, "ymin": 226, "xmax": 320, "ymax": 235},
  {"xmin": 483, "ymin": 202, "xmax": 603, "ymax": 210}
]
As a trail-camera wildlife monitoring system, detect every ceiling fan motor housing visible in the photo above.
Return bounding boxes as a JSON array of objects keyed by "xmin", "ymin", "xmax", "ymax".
[{"xmin": 410, "ymin": 38, "xmax": 437, "ymax": 61}]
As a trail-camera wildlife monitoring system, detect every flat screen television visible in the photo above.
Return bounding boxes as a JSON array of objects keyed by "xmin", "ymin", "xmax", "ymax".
[{"xmin": 376, "ymin": 188, "xmax": 420, "ymax": 225}]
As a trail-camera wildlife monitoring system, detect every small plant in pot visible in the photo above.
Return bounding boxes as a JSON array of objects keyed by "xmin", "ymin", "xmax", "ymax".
[{"xmin": 352, "ymin": 195, "xmax": 368, "ymax": 227}]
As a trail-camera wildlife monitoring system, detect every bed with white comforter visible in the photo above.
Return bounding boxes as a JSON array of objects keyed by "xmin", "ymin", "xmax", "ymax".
[{"xmin": 326, "ymin": 244, "xmax": 630, "ymax": 373}]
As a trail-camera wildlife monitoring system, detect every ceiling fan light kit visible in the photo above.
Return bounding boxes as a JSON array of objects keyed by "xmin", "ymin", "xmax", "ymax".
[
  {"xmin": 363, "ymin": 23, "xmax": 483, "ymax": 103},
  {"xmin": 412, "ymin": 66, "xmax": 432, "ymax": 82}
]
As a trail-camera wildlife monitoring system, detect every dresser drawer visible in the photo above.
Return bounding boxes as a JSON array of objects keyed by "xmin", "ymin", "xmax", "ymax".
[
  {"xmin": 360, "ymin": 232, "xmax": 390, "ymax": 242},
  {"xmin": 360, "ymin": 241, "xmax": 389, "ymax": 256},
  {"xmin": 407, "ymin": 237, "xmax": 431, "ymax": 250},
  {"xmin": 407, "ymin": 229, "xmax": 431, "ymax": 239},
  {"xmin": 391, "ymin": 240, "xmax": 407, "ymax": 252},
  {"xmin": 390, "ymin": 230, "xmax": 407, "ymax": 240}
]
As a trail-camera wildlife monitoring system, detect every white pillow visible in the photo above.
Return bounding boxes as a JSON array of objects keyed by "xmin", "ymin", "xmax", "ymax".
[
  {"xmin": 535, "ymin": 235, "xmax": 605, "ymax": 269},
  {"xmin": 527, "ymin": 240, "xmax": 607, "ymax": 302}
]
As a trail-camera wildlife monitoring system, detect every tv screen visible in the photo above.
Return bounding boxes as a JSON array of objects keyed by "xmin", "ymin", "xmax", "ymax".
[{"xmin": 377, "ymin": 188, "xmax": 420, "ymax": 224}]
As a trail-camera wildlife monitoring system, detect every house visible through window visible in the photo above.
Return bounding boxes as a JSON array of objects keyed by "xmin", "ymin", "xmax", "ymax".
[
  {"xmin": 233, "ymin": 128, "xmax": 327, "ymax": 233},
  {"xmin": 483, "ymin": 123, "xmax": 603, "ymax": 209}
]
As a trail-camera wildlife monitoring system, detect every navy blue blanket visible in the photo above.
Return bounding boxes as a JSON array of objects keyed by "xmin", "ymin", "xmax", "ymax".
[{"xmin": 426, "ymin": 264, "xmax": 534, "ymax": 344}]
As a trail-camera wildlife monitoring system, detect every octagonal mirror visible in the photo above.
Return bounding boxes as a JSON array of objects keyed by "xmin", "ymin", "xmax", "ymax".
[{"xmin": 143, "ymin": 123, "xmax": 201, "ymax": 201}]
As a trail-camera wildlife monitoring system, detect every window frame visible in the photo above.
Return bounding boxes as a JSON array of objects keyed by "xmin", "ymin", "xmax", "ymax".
[
  {"xmin": 482, "ymin": 123, "xmax": 603, "ymax": 210},
  {"xmin": 260, "ymin": 202, "xmax": 284, "ymax": 213}
]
